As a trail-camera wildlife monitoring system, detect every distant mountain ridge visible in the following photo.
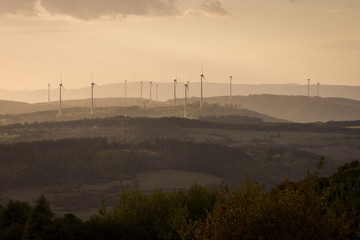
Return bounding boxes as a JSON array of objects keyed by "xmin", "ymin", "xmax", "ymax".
[{"xmin": 1, "ymin": 83, "xmax": 359, "ymax": 103}]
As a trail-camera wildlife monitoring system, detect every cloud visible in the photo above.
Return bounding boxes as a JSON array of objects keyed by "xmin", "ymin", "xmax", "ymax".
[
  {"xmin": 41, "ymin": 0, "xmax": 180, "ymax": 19},
  {"xmin": 0, "ymin": 0, "xmax": 230, "ymax": 20},
  {"xmin": 0, "ymin": 0, "xmax": 180, "ymax": 19},
  {"xmin": 0, "ymin": 0, "xmax": 38, "ymax": 16},
  {"xmin": 200, "ymin": 0, "xmax": 229, "ymax": 16}
]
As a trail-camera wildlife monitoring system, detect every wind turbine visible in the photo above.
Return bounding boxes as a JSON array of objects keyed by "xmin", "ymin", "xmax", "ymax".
[
  {"xmin": 48, "ymin": 82, "xmax": 50, "ymax": 104},
  {"xmin": 174, "ymin": 78, "xmax": 177, "ymax": 106},
  {"xmin": 200, "ymin": 65, "xmax": 207, "ymax": 108},
  {"xmin": 184, "ymin": 82, "xmax": 189, "ymax": 118},
  {"xmin": 90, "ymin": 73, "xmax": 97, "ymax": 115},
  {"xmin": 230, "ymin": 76, "xmax": 232, "ymax": 100},
  {"xmin": 59, "ymin": 75, "xmax": 65, "ymax": 116},
  {"xmin": 150, "ymin": 81, "xmax": 152, "ymax": 103},
  {"xmin": 307, "ymin": 78, "xmax": 310, "ymax": 97}
]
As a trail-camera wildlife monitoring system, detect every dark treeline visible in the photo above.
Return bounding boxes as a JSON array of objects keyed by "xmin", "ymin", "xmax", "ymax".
[
  {"xmin": 198, "ymin": 115, "xmax": 264, "ymax": 124},
  {"xmin": 1, "ymin": 160, "xmax": 359, "ymax": 239},
  {"xmin": 0, "ymin": 137, "xmax": 320, "ymax": 190},
  {"xmin": 0, "ymin": 138, "xmax": 110, "ymax": 189},
  {"xmin": 1, "ymin": 116, "xmax": 360, "ymax": 138}
]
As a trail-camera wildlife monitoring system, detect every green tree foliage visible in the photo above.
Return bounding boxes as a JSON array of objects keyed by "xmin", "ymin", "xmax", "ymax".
[
  {"xmin": 190, "ymin": 166, "xmax": 352, "ymax": 240},
  {"xmin": 24, "ymin": 195, "xmax": 54, "ymax": 239},
  {"xmin": 190, "ymin": 180, "xmax": 265, "ymax": 240},
  {"xmin": 0, "ymin": 200, "xmax": 31, "ymax": 240},
  {"xmin": 320, "ymin": 159, "xmax": 360, "ymax": 239},
  {"xmin": 103, "ymin": 184, "xmax": 215, "ymax": 240},
  {"xmin": 0, "ymin": 162, "xmax": 359, "ymax": 239},
  {"xmin": 44, "ymin": 213, "xmax": 84, "ymax": 240}
]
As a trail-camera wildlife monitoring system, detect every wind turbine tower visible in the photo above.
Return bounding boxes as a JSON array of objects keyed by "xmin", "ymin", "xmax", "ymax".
[
  {"xmin": 156, "ymin": 83, "xmax": 158, "ymax": 101},
  {"xmin": 140, "ymin": 81, "xmax": 143, "ymax": 101},
  {"xmin": 200, "ymin": 66, "xmax": 207, "ymax": 108},
  {"xmin": 187, "ymin": 80, "xmax": 190, "ymax": 98},
  {"xmin": 230, "ymin": 76, "xmax": 233, "ymax": 100},
  {"xmin": 307, "ymin": 78, "xmax": 310, "ymax": 97},
  {"xmin": 317, "ymin": 83, "xmax": 320, "ymax": 97},
  {"xmin": 48, "ymin": 83, "xmax": 50, "ymax": 104},
  {"xmin": 150, "ymin": 81, "xmax": 152, "ymax": 103},
  {"xmin": 59, "ymin": 80, "xmax": 64, "ymax": 116},
  {"xmin": 90, "ymin": 73, "xmax": 97, "ymax": 115},
  {"xmin": 174, "ymin": 78, "xmax": 177, "ymax": 106},
  {"xmin": 125, "ymin": 80, "xmax": 127, "ymax": 99},
  {"xmin": 184, "ymin": 82, "xmax": 189, "ymax": 118}
]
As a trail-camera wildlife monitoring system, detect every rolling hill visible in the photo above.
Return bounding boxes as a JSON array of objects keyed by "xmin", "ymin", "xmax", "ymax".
[
  {"xmin": 1, "ymin": 93, "xmax": 360, "ymax": 123},
  {"xmin": 202, "ymin": 95, "xmax": 360, "ymax": 122}
]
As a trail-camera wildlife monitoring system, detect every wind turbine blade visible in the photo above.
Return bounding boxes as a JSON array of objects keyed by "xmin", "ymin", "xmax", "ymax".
[
  {"xmin": 201, "ymin": 64, "xmax": 204, "ymax": 75},
  {"xmin": 90, "ymin": 72, "xmax": 94, "ymax": 82}
]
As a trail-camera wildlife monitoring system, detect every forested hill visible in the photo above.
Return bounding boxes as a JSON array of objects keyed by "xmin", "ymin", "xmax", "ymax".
[{"xmin": 203, "ymin": 94, "xmax": 360, "ymax": 122}]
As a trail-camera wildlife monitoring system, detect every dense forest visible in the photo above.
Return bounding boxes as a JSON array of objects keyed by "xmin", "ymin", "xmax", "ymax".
[
  {"xmin": 0, "ymin": 137, "xmax": 322, "ymax": 191},
  {"xmin": 1, "ymin": 160, "xmax": 359, "ymax": 239}
]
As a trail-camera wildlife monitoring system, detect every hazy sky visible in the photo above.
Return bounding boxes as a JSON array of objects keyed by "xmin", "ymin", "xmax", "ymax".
[{"xmin": 0, "ymin": 0, "xmax": 359, "ymax": 90}]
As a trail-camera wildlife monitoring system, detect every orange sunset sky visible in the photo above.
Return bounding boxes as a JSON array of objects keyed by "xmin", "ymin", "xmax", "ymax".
[{"xmin": 0, "ymin": 0, "xmax": 359, "ymax": 90}]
